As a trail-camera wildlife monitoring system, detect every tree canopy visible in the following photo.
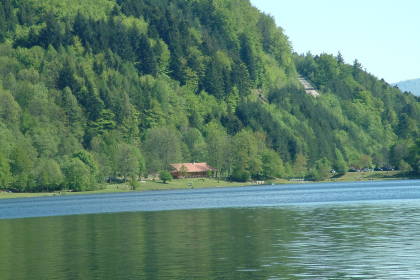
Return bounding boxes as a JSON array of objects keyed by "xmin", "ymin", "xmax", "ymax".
[{"xmin": 0, "ymin": 0, "xmax": 419, "ymax": 192}]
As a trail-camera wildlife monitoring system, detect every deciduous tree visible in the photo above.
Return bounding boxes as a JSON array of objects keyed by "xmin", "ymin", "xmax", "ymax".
[
  {"xmin": 261, "ymin": 149, "xmax": 284, "ymax": 179},
  {"xmin": 0, "ymin": 150, "xmax": 11, "ymax": 190},
  {"xmin": 143, "ymin": 126, "xmax": 182, "ymax": 174},
  {"xmin": 231, "ymin": 129, "xmax": 261, "ymax": 182},
  {"xmin": 159, "ymin": 170, "xmax": 172, "ymax": 184}
]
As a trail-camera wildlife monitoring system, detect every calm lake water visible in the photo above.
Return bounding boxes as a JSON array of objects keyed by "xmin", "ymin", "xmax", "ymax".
[{"xmin": 1, "ymin": 180, "xmax": 420, "ymax": 279}]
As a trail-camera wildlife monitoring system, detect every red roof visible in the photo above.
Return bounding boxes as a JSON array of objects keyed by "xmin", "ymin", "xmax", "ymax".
[{"xmin": 170, "ymin": 162, "xmax": 217, "ymax": 173}]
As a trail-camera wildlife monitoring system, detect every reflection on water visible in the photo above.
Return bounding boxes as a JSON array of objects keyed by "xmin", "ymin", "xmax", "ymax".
[{"xmin": 2, "ymin": 200, "xmax": 420, "ymax": 279}]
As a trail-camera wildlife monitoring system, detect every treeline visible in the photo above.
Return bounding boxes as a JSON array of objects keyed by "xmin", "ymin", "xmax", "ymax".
[{"xmin": 0, "ymin": 0, "xmax": 419, "ymax": 192}]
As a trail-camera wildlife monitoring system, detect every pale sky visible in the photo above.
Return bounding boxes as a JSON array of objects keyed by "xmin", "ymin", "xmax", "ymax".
[{"xmin": 249, "ymin": 0, "xmax": 420, "ymax": 83}]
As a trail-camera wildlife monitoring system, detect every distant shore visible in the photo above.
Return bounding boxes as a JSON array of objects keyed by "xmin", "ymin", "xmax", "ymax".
[{"xmin": 1, "ymin": 170, "xmax": 418, "ymax": 200}]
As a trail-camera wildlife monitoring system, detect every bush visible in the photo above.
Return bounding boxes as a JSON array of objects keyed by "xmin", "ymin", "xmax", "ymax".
[
  {"xmin": 159, "ymin": 170, "xmax": 173, "ymax": 183},
  {"xmin": 130, "ymin": 177, "xmax": 140, "ymax": 190},
  {"xmin": 231, "ymin": 168, "xmax": 250, "ymax": 182}
]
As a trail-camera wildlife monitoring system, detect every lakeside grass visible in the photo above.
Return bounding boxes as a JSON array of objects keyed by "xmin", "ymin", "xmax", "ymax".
[{"xmin": 1, "ymin": 171, "xmax": 419, "ymax": 200}]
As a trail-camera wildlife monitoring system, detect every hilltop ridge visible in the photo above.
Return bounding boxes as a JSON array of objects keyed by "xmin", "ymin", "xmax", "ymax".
[{"xmin": 391, "ymin": 78, "xmax": 420, "ymax": 96}]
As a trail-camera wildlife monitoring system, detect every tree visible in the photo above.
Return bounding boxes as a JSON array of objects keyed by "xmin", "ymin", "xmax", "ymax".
[
  {"xmin": 0, "ymin": 86, "xmax": 21, "ymax": 129},
  {"xmin": 136, "ymin": 33, "xmax": 157, "ymax": 76},
  {"xmin": 293, "ymin": 153, "xmax": 307, "ymax": 178},
  {"xmin": 261, "ymin": 149, "xmax": 284, "ymax": 179},
  {"xmin": 17, "ymin": 1, "xmax": 34, "ymax": 26},
  {"xmin": 63, "ymin": 87, "xmax": 84, "ymax": 138},
  {"xmin": 135, "ymin": 147, "xmax": 146, "ymax": 179},
  {"xmin": 314, "ymin": 157, "xmax": 331, "ymax": 181},
  {"xmin": 398, "ymin": 159, "xmax": 411, "ymax": 178},
  {"xmin": 182, "ymin": 128, "xmax": 207, "ymax": 162},
  {"xmin": 205, "ymin": 120, "xmax": 228, "ymax": 178},
  {"xmin": 38, "ymin": 11, "xmax": 62, "ymax": 49},
  {"xmin": 159, "ymin": 170, "xmax": 172, "ymax": 184},
  {"xmin": 337, "ymin": 51, "xmax": 344, "ymax": 65},
  {"xmin": 115, "ymin": 143, "xmax": 141, "ymax": 182},
  {"xmin": 9, "ymin": 145, "xmax": 33, "ymax": 192},
  {"xmin": 130, "ymin": 175, "xmax": 140, "ymax": 190},
  {"xmin": 334, "ymin": 160, "xmax": 347, "ymax": 175},
  {"xmin": 396, "ymin": 113, "xmax": 417, "ymax": 140},
  {"xmin": 110, "ymin": 19, "xmax": 134, "ymax": 61},
  {"xmin": 406, "ymin": 141, "xmax": 420, "ymax": 172},
  {"xmin": 0, "ymin": 0, "xmax": 17, "ymax": 43},
  {"xmin": 58, "ymin": 58, "xmax": 78, "ymax": 91},
  {"xmin": 316, "ymin": 53, "xmax": 340, "ymax": 85},
  {"xmin": 0, "ymin": 150, "xmax": 11, "ymax": 190},
  {"xmin": 203, "ymin": 58, "xmax": 224, "ymax": 98},
  {"xmin": 389, "ymin": 143, "xmax": 409, "ymax": 167},
  {"xmin": 180, "ymin": 165, "xmax": 188, "ymax": 178},
  {"xmin": 240, "ymin": 34, "xmax": 257, "ymax": 84},
  {"xmin": 72, "ymin": 150, "xmax": 99, "ymax": 180},
  {"xmin": 33, "ymin": 158, "xmax": 64, "ymax": 192},
  {"xmin": 352, "ymin": 59, "xmax": 363, "ymax": 81},
  {"xmin": 143, "ymin": 126, "xmax": 182, "ymax": 174},
  {"xmin": 62, "ymin": 21, "xmax": 74, "ymax": 46},
  {"xmin": 359, "ymin": 154, "xmax": 372, "ymax": 169},
  {"xmin": 64, "ymin": 158, "xmax": 93, "ymax": 192},
  {"xmin": 283, "ymin": 162, "xmax": 293, "ymax": 179},
  {"xmin": 231, "ymin": 129, "xmax": 262, "ymax": 182},
  {"xmin": 333, "ymin": 148, "xmax": 347, "ymax": 175}
]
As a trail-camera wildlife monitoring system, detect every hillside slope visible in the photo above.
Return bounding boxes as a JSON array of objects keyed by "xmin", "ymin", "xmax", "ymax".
[{"xmin": 0, "ymin": 0, "xmax": 419, "ymax": 192}]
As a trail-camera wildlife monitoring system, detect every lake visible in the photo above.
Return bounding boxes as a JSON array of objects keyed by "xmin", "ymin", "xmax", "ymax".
[{"xmin": 1, "ymin": 180, "xmax": 420, "ymax": 279}]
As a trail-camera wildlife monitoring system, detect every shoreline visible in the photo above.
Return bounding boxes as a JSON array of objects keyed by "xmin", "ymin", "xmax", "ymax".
[{"xmin": 1, "ymin": 171, "xmax": 417, "ymax": 200}]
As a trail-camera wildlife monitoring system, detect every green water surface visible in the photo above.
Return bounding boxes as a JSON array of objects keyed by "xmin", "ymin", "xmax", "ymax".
[{"xmin": 1, "ymin": 201, "xmax": 420, "ymax": 279}]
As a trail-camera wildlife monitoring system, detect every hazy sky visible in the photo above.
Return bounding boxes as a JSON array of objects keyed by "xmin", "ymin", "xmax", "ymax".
[{"xmin": 249, "ymin": 0, "xmax": 420, "ymax": 83}]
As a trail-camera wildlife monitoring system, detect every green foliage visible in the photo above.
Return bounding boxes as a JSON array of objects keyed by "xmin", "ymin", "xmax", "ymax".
[
  {"xmin": 64, "ymin": 158, "xmax": 95, "ymax": 192},
  {"xmin": 0, "ymin": 0, "xmax": 419, "ymax": 193},
  {"xmin": 261, "ymin": 149, "xmax": 284, "ymax": 179},
  {"xmin": 143, "ymin": 126, "xmax": 182, "ymax": 174},
  {"xmin": 231, "ymin": 129, "xmax": 261, "ymax": 181},
  {"xmin": 130, "ymin": 175, "xmax": 140, "ymax": 190},
  {"xmin": 182, "ymin": 128, "xmax": 207, "ymax": 162},
  {"xmin": 406, "ymin": 141, "xmax": 420, "ymax": 172},
  {"xmin": 38, "ymin": 11, "xmax": 62, "ymax": 49},
  {"xmin": 0, "ymin": 150, "xmax": 11, "ymax": 190},
  {"xmin": 115, "ymin": 142, "xmax": 143, "ymax": 181},
  {"xmin": 293, "ymin": 154, "xmax": 307, "ymax": 177},
  {"xmin": 9, "ymin": 145, "xmax": 34, "ymax": 192},
  {"xmin": 33, "ymin": 158, "xmax": 64, "ymax": 192},
  {"xmin": 180, "ymin": 164, "xmax": 188, "ymax": 177},
  {"xmin": 0, "ymin": 85, "xmax": 21, "ymax": 129},
  {"xmin": 159, "ymin": 170, "xmax": 172, "ymax": 184},
  {"xmin": 314, "ymin": 157, "xmax": 331, "ymax": 181},
  {"xmin": 283, "ymin": 162, "xmax": 293, "ymax": 179},
  {"xmin": 72, "ymin": 150, "xmax": 99, "ymax": 179},
  {"xmin": 204, "ymin": 120, "xmax": 230, "ymax": 177}
]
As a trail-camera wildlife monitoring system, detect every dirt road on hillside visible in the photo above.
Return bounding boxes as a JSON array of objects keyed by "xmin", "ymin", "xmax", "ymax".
[{"xmin": 299, "ymin": 75, "xmax": 320, "ymax": 97}]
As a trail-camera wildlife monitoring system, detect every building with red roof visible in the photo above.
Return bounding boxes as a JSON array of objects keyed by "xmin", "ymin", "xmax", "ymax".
[{"xmin": 169, "ymin": 162, "xmax": 218, "ymax": 179}]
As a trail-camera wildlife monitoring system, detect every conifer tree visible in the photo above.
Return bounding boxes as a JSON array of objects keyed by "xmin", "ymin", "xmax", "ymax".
[
  {"xmin": 240, "ymin": 34, "xmax": 257, "ymax": 84},
  {"xmin": 337, "ymin": 51, "xmax": 344, "ymax": 64},
  {"xmin": 135, "ymin": 33, "xmax": 157, "ymax": 76},
  {"xmin": 17, "ymin": 2, "xmax": 34, "ymax": 26},
  {"xmin": 38, "ymin": 11, "xmax": 62, "ymax": 49}
]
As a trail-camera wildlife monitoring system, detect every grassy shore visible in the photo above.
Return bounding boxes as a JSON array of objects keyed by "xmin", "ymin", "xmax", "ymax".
[{"xmin": 1, "ymin": 170, "xmax": 419, "ymax": 200}]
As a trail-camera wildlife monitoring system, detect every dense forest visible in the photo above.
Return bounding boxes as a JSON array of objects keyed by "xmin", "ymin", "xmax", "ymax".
[{"xmin": 0, "ymin": 0, "xmax": 420, "ymax": 192}]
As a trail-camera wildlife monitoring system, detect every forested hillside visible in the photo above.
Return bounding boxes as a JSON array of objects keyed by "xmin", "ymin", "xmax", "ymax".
[{"xmin": 0, "ymin": 0, "xmax": 419, "ymax": 192}]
